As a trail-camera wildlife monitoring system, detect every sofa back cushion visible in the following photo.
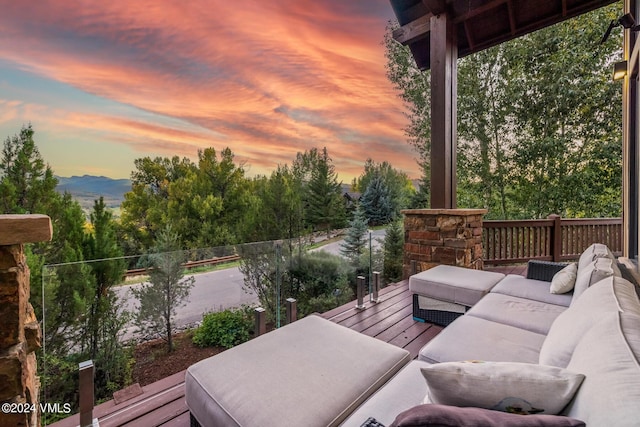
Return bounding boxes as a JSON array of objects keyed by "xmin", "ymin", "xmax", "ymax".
[
  {"xmin": 572, "ymin": 257, "xmax": 620, "ymax": 303},
  {"xmin": 563, "ymin": 312, "xmax": 640, "ymax": 426},
  {"xmin": 539, "ymin": 276, "xmax": 640, "ymax": 368},
  {"xmin": 577, "ymin": 243, "xmax": 613, "ymax": 271}
]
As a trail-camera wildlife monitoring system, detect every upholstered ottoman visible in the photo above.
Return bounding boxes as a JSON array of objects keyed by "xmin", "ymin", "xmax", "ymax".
[
  {"xmin": 409, "ymin": 265, "xmax": 505, "ymax": 325},
  {"xmin": 185, "ymin": 315, "xmax": 411, "ymax": 427}
]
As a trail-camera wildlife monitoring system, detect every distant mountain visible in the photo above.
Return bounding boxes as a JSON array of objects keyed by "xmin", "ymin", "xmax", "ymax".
[{"xmin": 56, "ymin": 175, "xmax": 131, "ymax": 211}]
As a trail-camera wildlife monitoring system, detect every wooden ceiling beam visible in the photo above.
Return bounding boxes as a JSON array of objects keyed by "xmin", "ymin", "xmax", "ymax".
[
  {"xmin": 507, "ymin": 0, "xmax": 517, "ymax": 36},
  {"xmin": 393, "ymin": 13, "xmax": 432, "ymax": 45},
  {"xmin": 423, "ymin": 0, "xmax": 448, "ymax": 15},
  {"xmin": 463, "ymin": 20, "xmax": 477, "ymax": 51}
]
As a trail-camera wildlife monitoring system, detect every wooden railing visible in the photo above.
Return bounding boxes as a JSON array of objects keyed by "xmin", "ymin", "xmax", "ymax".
[{"xmin": 483, "ymin": 215, "xmax": 623, "ymax": 265}]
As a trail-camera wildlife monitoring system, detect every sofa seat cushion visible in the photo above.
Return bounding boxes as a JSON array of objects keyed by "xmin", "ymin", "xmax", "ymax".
[
  {"xmin": 539, "ymin": 276, "xmax": 640, "ymax": 368},
  {"xmin": 491, "ymin": 275, "xmax": 573, "ymax": 307},
  {"xmin": 391, "ymin": 405, "xmax": 586, "ymax": 427},
  {"xmin": 466, "ymin": 293, "xmax": 566, "ymax": 335},
  {"xmin": 185, "ymin": 315, "xmax": 410, "ymax": 427},
  {"xmin": 563, "ymin": 312, "xmax": 640, "ymax": 426},
  {"xmin": 419, "ymin": 315, "xmax": 546, "ymax": 364},
  {"xmin": 409, "ymin": 265, "xmax": 505, "ymax": 307},
  {"xmin": 339, "ymin": 361, "xmax": 432, "ymax": 427}
]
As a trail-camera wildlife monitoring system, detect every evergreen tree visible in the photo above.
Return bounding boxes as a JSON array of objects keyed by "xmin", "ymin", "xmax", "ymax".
[
  {"xmin": 360, "ymin": 174, "xmax": 393, "ymax": 226},
  {"xmin": 131, "ymin": 225, "xmax": 195, "ymax": 352},
  {"xmin": 306, "ymin": 148, "xmax": 345, "ymax": 236},
  {"xmin": 340, "ymin": 207, "xmax": 369, "ymax": 264},
  {"xmin": 83, "ymin": 197, "xmax": 126, "ymax": 359},
  {"xmin": 0, "ymin": 124, "xmax": 58, "ymax": 214},
  {"xmin": 383, "ymin": 219, "xmax": 404, "ymax": 283}
]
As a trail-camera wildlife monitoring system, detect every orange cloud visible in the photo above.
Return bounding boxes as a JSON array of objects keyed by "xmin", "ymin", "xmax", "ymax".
[{"xmin": 0, "ymin": 0, "xmax": 417, "ymax": 181}]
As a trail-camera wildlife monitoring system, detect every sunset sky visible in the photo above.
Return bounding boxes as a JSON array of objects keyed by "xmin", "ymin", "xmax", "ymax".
[{"xmin": 0, "ymin": 0, "xmax": 417, "ymax": 181}]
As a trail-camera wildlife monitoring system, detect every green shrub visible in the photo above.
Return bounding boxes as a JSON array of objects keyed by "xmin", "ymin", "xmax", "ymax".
[{"xmin": 193, "ymin": 308, "xmax": 253, "ymax": 349}]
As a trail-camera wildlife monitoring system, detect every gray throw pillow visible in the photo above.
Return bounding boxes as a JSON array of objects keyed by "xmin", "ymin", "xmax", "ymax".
[{"xmin": 390, "ymin": 404, "xmax": 586, "ymax": 427}]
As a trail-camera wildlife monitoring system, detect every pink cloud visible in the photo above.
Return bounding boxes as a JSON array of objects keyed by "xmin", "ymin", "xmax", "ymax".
[{"xmin": 0, "ymin": 0, "xmax": 417, "ymax": 181}]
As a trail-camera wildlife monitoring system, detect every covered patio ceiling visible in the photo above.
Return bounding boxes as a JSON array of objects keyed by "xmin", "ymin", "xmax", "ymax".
[{"xmin": 391, "ymin": 0, "xmax": 619, "ymax": 70}]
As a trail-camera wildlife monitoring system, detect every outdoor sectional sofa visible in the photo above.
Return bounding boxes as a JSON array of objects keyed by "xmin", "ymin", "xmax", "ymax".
[{"xmin": 185, "ymin": 243, "xmax": 640, "ymax": 427}]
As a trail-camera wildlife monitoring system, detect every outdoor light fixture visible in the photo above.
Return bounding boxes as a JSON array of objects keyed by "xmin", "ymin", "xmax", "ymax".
[
  {"xmin": 601, "ymin": 13, "xmax": 640, "ymax": 44},
  {"xmin": 614, "ymin": 61, "xmax": 628, "ymax": 81}
]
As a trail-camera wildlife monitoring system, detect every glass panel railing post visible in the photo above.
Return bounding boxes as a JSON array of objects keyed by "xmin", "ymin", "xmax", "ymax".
[
  {"xmin": 356, "ymin": 276, "xmax": 366, "ymax": 309},
  {"xmin": 274, "ymin": 241, "xmax": 282, "ymax": 328},
  {"xmin": 372, "ymin": 271, "xmax": 380, "ymax": 303},
  {"xmin": 286, "ymin": 298, "xmax": 297, "ymax": 324},
  {"xmin": 78, "ymin": 360, "xmax": 95, "ymax": 427},
  {"xmin": 254, "ymin": 307, "xmax": 266, "ymax": 337}
]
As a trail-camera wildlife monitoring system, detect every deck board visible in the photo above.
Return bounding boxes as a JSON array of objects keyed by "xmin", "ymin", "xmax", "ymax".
[{"xmin": 47, "ymin": 266, "xmax": 520, "ymax": 427}]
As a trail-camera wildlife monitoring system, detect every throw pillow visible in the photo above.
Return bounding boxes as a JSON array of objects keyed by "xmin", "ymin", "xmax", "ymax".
[
  {"xmin": 572, "ymin": 257, "xmax": 619, "ymax": 302},
  {"xmin": 550, "ymin": 263, "xmax": 577, "ymax": 294},
  {"xmin": 390, "ymin": 404, "xmax": 586, "ymax": 427},
  {"xmin": 421, "ymin": 362, "xmax": 585, "ymax": 415}
]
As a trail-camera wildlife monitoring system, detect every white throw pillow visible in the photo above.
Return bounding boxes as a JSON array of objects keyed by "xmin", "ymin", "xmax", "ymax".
[
  {"xmin": 550, "ymin": 263, "xmax": 577, "ymax": 294},
  {"xmin": 421, "ymin": 361, "xmax": 585, "ymax": 415}
]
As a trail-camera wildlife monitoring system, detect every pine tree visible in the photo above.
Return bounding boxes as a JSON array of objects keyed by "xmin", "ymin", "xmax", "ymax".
[
  {"xmin": 340, "ymin": 207, "xmax": 369, "ymax": 264},
  {"xmin": 131, "ymin": 225, "xmax": 195, "ymax": 352},
  {"xmin": 360, "ymin": 174, "xmax": 393, "ymax": 226},
  {"xmin": 306, "ymin": 148, "xmax": 346, "ymax": 237},
  {"xmin": 383, "ymin": 219, "xmax": 404, "ymax": 283}
]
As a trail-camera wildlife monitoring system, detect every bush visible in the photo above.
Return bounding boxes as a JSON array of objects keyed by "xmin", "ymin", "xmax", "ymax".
[{"xmin": 193, "ymin": 308, "xmax": 253, "ymax": 349}]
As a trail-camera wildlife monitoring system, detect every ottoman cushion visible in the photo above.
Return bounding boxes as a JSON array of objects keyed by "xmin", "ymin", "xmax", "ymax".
[
  {"xmin": 185, "ymin": 315, "xmax": 410, "ymax": 427},
  {"xmin": 409, "ymin": 265, "xmax": 505, "ymax": 307}
]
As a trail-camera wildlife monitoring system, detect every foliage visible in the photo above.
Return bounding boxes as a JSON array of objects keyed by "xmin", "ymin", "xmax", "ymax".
[
  {"xmin": 193, "ymin": 308, "xmax": 253, "ymax": 349},
  {"xmin": 355, "ymin": 159, "xmax": 415, "ymax": 217},
  {"xmin": 0, "ymin": 124, "xmax": 58, "ymax": 214},
  {"xmin": 83, "ymin": 196, "xmax": 127, "ymax": 359},
  {"xmin": 385, "ymin": 4, "xmax": 623, "ymax": 219},
  {"xmin": 383, "ymin": 219, "xmax": 404, "ymax": 283},
  {"xmin": 304, "ymin": 147, "xmax": 346, "ymax": 236},
  {"xmin": 287, "ymin": 251, "xmax": 353, "ymax": 317},
  {"xmin": 340, "ymin": 207, "xmax": 369, "ymax": 264},
  {"xmin": 360, "ymin": 174, "xmax": 393, "ymax": 225},
  {"xmin": 130, "ymin": 225, "xmax": 195, "ymax": 352}
]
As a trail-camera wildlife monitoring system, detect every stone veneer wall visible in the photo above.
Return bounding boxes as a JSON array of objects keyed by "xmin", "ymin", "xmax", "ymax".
[
  {"xmin": 0, "ymin": 215, "xmax": 52, "ymax": 427},
  {"xmin": 402, "ymin": 209, "xmax": 487, "ymax": 278}
]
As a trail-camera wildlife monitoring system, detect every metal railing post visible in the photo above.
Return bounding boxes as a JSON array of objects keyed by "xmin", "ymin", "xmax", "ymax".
[
  {"xmin": 79, "ymin": 360, "xmax": 95, "ymax": 427},
  {"xmin": 372, "ymin": 271, "xmax": 380, "ymax": 303},
  {"xmin": 356, "ymin": 276, "xmax": 366, "ymax": 309},
  {"xmin": 254, "ymin": 307, "xmax": 266, "ymax": 337},
  {"xmin": 286, "ymin": 298, "xmax": 297, "ymax": 324}
]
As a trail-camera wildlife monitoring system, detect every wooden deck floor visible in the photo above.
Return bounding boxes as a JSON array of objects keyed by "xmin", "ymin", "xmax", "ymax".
[{"xmin": 47, "ymin": 264, "xmax": 526, "ymax": 427}]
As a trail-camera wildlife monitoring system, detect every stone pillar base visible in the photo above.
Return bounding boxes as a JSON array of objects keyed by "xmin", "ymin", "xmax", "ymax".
[{"xmin": 402, "ymin": 209, "xmax": 487, "ymax": 278}]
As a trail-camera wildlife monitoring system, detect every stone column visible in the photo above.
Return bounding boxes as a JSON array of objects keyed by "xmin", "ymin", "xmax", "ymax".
[
  {"xmin": 402, "ymin": 209, "xmax": 487, "ymax": 278},
  {"xmin": 0, "ymin": 214, "xmax": 52, "ymax": 427}
]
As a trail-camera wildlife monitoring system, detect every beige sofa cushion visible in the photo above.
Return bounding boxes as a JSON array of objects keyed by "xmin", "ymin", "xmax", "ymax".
[
  {"xmin": 572, "ymin": 257, "xmax": 620, "ymax": 302},
  {"xmin": 185, "ymin": 315, "xmax": 410, "ymax": 427},
  {"xmin": 539, "ymin": 276, "xmax": 640, "ymax": 368},
  {"xmin": 421, "ymin": 361, "xmax": 584, "ymax": 415},
  {"xmin": 577, "ymin": 243, "xmax": 613, "ymax": 271},
  {"xmin": 564, "ymin": 312, "xmax": 640, "ymax": 426},
  {"xmin": 550, "ymin": 263, "xmax": 577, "ymax": 294}
]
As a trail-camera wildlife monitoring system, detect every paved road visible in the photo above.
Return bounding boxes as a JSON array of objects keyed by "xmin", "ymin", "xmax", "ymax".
[
  {"xmin": 313, "ymin": 228, "xmax": 386, "ymax": 256},
  {"xmin": 117, "ymin": 228, "xmax": 387, "ymax": 340},
  {"xmin": 115, "ymin": 266, "xmax": 258, "ymax": 340}
]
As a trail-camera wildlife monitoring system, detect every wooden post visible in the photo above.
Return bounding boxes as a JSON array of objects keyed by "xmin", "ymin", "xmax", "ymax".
[
  {"xmin": 79, "ymin": 360, "xmax": 95, "ymax": 427},
  {"xmin": 430, "ymin": 12, "xmax": 458, "ymax": 208},
  {"xmin": 254, "ymin": 307, "xmax": 266, "ymax": 336},
  {"xmin": 548, "ymin": 214, "xmax": 562, "ymax": 262},
  {"xmin": 286, "ymin": 298, "xmax": 297, "ymax": 324},
  {"xmin": 355, "ymin": 276, "xmax": 366, "ymax": 309},
  {"xmin": 372, "ymin": 272, "xmax": 380, "ymax": 303},
  {"xmin": 411, "ymin": 260, "xmax": 418, "ymax": 276}
]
